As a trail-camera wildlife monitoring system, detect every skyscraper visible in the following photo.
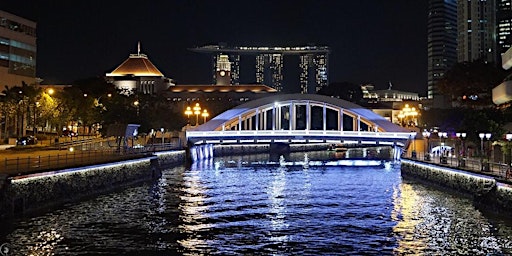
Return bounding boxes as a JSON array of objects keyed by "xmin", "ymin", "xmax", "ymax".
[
  {"xmin": 457, "ymin": 0, "xmax": 497, "ymax": 64},
  {"xmin": 427, "ymin": 0, "xmax": 458, "ymax": 100},
  {"xmin": 190, "ymin": 45, "xmax": 330, "ymax": 94},
  {"xmin": 0, "ymin": 10, "xmax": 37, "ymax": 90},
  {"xmin": 497, "ymin": 0, "xmax": 512, "ymax": 58}
]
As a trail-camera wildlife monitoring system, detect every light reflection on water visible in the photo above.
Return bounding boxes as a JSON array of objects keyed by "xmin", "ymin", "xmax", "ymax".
[{"xmin": 0, "ymin": 152, "xmax": 511, "ymax": 255}]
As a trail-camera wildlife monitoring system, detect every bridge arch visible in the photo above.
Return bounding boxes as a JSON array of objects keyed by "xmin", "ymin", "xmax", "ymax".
[{"xmin": 193, "ymin": 94, "xmax": 408, "ymax": 133}]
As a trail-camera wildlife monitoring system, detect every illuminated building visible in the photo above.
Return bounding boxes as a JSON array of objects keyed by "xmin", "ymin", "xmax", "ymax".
[
  {"xmin": 256, "ymin": 53, "xmax": 283, "ymax": 92},
  {"xmin": 105, "ymin": 43, "xmax": 174, "ymax": 94},
  {"xmin": 190, "ymin": 44, "xmax": 330, "ymax": 94},
  {"xmin": 0, "ymin": 10, "xmax": 37, "ymax": 90},
  {"xmin": 215, "ymin": 55, "xmax": 231, "ymax": 86},
  {"xmin": 497, "ymin": 0, "xmax": 512, "ymax": 58},
  {"xmin": 427, "ymin": 0, "xmax": 457, "ymax": 100},
  {"xmin": 457, "ymin": 0, "xmax": 497, "ymax": 64}
]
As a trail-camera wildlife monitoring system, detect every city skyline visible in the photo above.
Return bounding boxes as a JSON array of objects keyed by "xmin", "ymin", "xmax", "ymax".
[{"xmin": 0, "ymin": 1, "xmax": 428, "ymax": 94}]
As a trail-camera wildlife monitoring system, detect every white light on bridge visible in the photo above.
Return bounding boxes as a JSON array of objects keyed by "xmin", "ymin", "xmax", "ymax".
[
  {"xmin": 291, "ymin": 139, "xmax": 306, "ymax": 143},
  {"xmin": 222, "ymin": 140, "xmax": 237, "ymax": 143},
  {"xmin": 257, "ymin": 139, "xmax": 272, "ymax": 143},
  {"xmin": 361, "ymin": 141, "xmax": 377, "ymax": 145},
  {"xmin": 206, "ymin": 140, "xmax": 221, "ymax": 144},
  {"xmin": 275, "ymin": 139, "xmax": 289, "ymax": 143},
  {"xmin": 240, "ymin": 139, "xmax": 255, "ymax": 143},
  {"xmin": 343, "ymin": 140, "xmax": 359, "ymax": 144},
  {"xmin": 308, "ymin": 139, "xmax": 324, "ymax": 143}
]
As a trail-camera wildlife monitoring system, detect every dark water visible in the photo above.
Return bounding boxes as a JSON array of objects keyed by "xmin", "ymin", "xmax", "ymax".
[{"xmin": 1, "ymin": 152, "xmax": 512, "ymax": 255}]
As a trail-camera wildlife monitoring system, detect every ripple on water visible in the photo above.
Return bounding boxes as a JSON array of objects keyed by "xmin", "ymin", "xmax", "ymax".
[{"xmin": 1, "ymin": 155, "xmax": 512, "ymax": 255}]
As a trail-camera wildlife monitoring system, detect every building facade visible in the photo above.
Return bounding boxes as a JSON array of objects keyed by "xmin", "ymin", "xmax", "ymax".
[
  {"xmin": 190, "ymin": 45, "xmax": 330, "ymax": 94},
  {"xmin": 497, "ymin": 0, "xmax": 512, "ymax": 59},
  {"xmin": 0, "ymin": 10, "xmax": 37, "ymax": 91},
  {"xmin": 427, "ymin": 0, "xmax": 458, "ymax": 100},
  {"xmin": 105, "ymin": 45, "xmax": 174, "ymax": 94},
  {"xmin": 457, "ymin": 0, "xmax": 497, "ymax": 64}
]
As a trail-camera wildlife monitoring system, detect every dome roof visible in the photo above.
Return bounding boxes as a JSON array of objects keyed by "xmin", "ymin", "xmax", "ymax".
[{"xmin": 106, "ymin": 53, "xmax": 164, "ymax": 77}]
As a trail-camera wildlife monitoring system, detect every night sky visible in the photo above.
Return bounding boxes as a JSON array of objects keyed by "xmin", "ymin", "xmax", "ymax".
[{"xmin": 0, "ymin": 1, "xmax": 428, "ymax": 95}]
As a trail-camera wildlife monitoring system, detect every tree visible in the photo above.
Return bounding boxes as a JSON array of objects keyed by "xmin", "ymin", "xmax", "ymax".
[{"xmin": 436, "ymin": 60, "xmax": 507, "ymax": 107}]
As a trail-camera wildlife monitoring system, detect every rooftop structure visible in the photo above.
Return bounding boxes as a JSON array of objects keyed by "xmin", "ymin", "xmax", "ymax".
[
  {"xmin": 190, "ymin": 44, "xmax": 330, "ymax": 94},
  {"xmin": 105, "ymin": 43, "xmax": 174, "ymax": 94}
]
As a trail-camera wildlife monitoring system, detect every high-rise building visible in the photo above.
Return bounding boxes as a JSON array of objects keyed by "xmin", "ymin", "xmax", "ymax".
[
  {"xmin": 0, "ymin": 10, "xmax": 37, "ymax": 90},
  {"xmin": 190, "ymin": 45, "xmax": 330, "ymax": 94},
  {"xmin": 427, "ymin": 0, "xmax": 458, "ymax": 100},
  {"xmin": 497, "ymin": 0, "xmax": 512, "ymax": 58},
  {"xmin": 457, "ymin": 0, "xmax": 497, "ymax": 64},
  {"xmin": 256, "ymin": 53, "xmax": 283, "ymax": 92}
]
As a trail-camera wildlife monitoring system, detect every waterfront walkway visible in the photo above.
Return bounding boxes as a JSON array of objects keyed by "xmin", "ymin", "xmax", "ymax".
[
  {"xmin": 0, "ymin": 137, "xmax": 181, "ymax": 177},
  {"xmin": 406, "ymin": 152, "xmax": 512, "ymax": 184}
]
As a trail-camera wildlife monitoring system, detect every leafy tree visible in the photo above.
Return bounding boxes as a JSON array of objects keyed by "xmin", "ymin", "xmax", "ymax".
[{"xmin": 436, "ymin": 60, "xmax": 507, "ymax": 107}]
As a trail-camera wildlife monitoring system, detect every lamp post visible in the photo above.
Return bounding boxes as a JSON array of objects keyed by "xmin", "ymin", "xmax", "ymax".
[
  {"xmin": 439, "ymin": 132, "xmax": 448, "ymax": 163},
  {"xmin": 506, "ymin": 133, "xmax": 512, "ymax": 166},
  {"xmin": 479, "ymin": 132, "xmax": 491, "ymax": 171},
  {"xmin": 193, "ymin": 103, "xmax": 201, "ymax": 126},
  {"xmin": 479, "ymin": 133, "xmax": 485, "ymax": 156},
  {"xmin": 456, "ymin": 132, "xmax": 467, "ymax": 167},
  {"xmin": 184, "ymin": 106, "xmax": 193, "ymax": 125},
  {"xmin": 160, "ymin": 127, "xmax": 165, "ymax": 147},
  {"xmin": 422, "ymin": 130, "xmax": 431, "ymax": 161},
  {"xmin": 201, "ymin": 109, "xmax": 209, "ymax": 123},
  {"xmin": 134, "ymin": 100, "xmax": 140, "ymax": 116}
]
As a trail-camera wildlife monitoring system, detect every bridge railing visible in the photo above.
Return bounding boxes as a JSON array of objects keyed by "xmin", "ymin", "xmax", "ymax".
[{"xmin": 188, "ymin": 130, "xmax": 413, "ymax": 139}]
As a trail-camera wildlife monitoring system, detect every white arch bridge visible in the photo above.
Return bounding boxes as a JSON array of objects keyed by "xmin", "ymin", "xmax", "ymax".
[{"xmin": 186, "ymin": 94, "xmax": 415, "ymax": 157}]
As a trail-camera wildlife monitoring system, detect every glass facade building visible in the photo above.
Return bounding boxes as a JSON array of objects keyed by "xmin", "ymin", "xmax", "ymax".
[
  {"xmin": 427, "ymin": 0, "xmax": 458, "ymax": 100},
  {"xmin": 0, "ymin": 10, "xmax": 37, "ymax": 88}
]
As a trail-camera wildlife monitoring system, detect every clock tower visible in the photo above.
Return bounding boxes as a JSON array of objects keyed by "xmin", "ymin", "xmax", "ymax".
[{"xmin": 215, "ymin": 54, "xmax": 231, "ymax": 86}]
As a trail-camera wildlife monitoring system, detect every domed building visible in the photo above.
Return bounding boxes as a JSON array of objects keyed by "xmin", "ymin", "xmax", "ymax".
[{"xmin": 105, "ymin": 43, "xmax": 174, "ymax": 94}]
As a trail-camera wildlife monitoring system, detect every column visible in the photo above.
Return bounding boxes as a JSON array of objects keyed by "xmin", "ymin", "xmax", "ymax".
[
  {"xmin": 306, "ymin": 101, "xmax": 311, "ymax": 130},
  {"xmin": 323, "ymin": 103, "xmax": 327, "ymax": 131}
]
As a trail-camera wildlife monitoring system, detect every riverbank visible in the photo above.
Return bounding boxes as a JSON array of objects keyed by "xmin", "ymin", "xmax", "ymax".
[
  {"xmin": 0, "ymin": 150, "xmax": 186, "ymax": 219},
  {"xmin": 401, "ymin": 159, "xmax": 512, "ymax": 212}
]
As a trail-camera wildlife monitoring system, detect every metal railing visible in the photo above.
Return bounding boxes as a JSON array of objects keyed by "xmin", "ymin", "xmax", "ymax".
[
  {"xmin": 1, "ymin": 142, "xmax": 183, "ymax": 176},
  {"xmin": 407, "ymin": 151, "xmax": 512, "ymax": 182}
]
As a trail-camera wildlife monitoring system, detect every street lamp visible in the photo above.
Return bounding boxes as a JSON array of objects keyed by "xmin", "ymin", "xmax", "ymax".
[
  {"xmin": 397, "ymin": 104, "xmax": 419, "ymax": 127},
  {"xmin": 193, "ymin": 103, "xmax": 201, "ymax": 126},
  {"xmin": 456, "ymin": 132, "xmax": 467, "ymax": 167},
  {"xmin": 506, "ymin": 133, "xmax": 512, "ymax": 166},
  {"xmin": 161, "ymin": 127, "xmax": 165, "ymax": 146},
  {"xmin": 201, "ymin": 109, "xmax": 209, "ymax": 123},
  {"xmin": 439, "ymin": 132, "xmax": 448, "ymax": 163},
  {"xmin": 184, "ymin": 106, "xmax": 193, "ymax": 124},
  {"xmin": 455, "ymin": 132, "xmax": 467, "ymax": 157},
  {"xmin": 134, "ymin": 100, "xmax": 140, "ymax": 116},
  {"xmin": 422, "ymin": 130, "xmax": 431, "ymax": 161}
]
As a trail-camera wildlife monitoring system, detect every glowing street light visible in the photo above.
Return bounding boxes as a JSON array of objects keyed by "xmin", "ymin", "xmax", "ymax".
[
  {"xmin": 184, "ymin": 106, "xmax": 193, "ymax": 124},
  {"xmin": 193, "ymin": 103, "xmax": 201, "ymax": 126},
  {"xmin": 397, "ymin": 104, "xmax": 419, "ymax": 127},
  {"xmin": 201, "ymin": 109, "xmax": 209, "ymax": 123},
  {"xmin": 422, "ymin": 130, "xmax": 431, "ymax": 161}
]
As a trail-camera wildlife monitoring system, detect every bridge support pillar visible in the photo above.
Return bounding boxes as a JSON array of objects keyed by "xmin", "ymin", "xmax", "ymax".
[{"xmin": 270, "ymin": 142, "xmax": 290, "ymax": 158}]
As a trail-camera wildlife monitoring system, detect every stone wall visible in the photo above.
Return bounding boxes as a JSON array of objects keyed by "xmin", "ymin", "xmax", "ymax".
[
  {"xmin": 401, "ymin": 159, "xmax": 512, "ymax": 211},
  {"xmin": 0, "ymin": 150, "xmax": 186, "ymax": 219}
]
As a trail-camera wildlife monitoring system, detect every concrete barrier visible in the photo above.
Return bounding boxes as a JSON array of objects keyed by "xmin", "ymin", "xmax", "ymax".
[
  {"xmin": 0, "ymin": 150, "xmax": 186, "ymax": 219},
  {"xmin": 401, "ymin": 159, "xmax": 512, "ymax": 212}
]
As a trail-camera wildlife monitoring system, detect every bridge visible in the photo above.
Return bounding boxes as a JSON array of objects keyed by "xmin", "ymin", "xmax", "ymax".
[{"xmin": 185, "ymin": 94, "xmax": 415, "ymax": 161}]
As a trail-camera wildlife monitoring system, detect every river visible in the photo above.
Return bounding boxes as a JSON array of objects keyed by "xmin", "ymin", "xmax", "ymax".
[{"xmin": 1, "ymin": 152, "xmax": 512, "ymax": 255}]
